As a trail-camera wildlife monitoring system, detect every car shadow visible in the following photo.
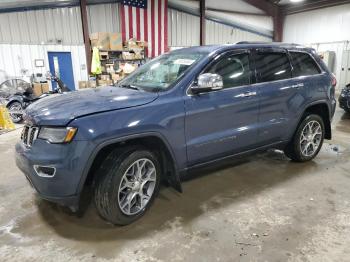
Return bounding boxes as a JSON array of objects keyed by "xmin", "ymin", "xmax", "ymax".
[{"xmin": 35, "ymin": 149, "xmax": 318, "ymax": 243}]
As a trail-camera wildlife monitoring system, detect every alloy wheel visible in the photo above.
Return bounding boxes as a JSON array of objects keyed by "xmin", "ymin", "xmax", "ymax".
[
  {"xmin": 300, "ymin": 120, "xmax": 323, "ymax": 157},
  {"xmin": 118, "ymin": 158, "xmax": 157, "ymax": 216}
]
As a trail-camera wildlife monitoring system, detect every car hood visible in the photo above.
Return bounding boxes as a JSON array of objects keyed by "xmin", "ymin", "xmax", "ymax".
[{"xmin": 24, "ymin": 86, "xmax": 159, "ymax": 126}]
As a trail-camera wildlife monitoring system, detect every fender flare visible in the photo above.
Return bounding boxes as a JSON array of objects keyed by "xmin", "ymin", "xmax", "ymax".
[
  {"xmin": 293, "ymin": 100, "xmax": 332, "ymax": 140},
  {"xmin": 76, "ymin": 131, "xmax": 182, "ymax": 195}
]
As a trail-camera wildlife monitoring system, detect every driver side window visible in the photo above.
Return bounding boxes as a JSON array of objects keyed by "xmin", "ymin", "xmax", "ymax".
[{"xmin": 207, "ymin": 53, "xmax": 251, "ymax": 89}]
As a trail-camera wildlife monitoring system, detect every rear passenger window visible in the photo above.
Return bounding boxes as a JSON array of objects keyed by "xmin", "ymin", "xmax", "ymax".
[
  {"xmin": 207, "ymin": 53, "xmax": 251, "ymax": 88},
  {"xmin": 290, "ymin": 52, "xmax": 321, "ymax": 77},
  {"xmin": 255, "ymin": 52, "xmax": 292, "ymax": 83}
]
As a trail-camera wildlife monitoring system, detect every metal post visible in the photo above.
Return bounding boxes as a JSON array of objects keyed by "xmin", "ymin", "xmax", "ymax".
[
  {"xmin": 80, "ymin": 0, "xmax": 91, "ymax": 74},
  {"xmin": 200, "ymin": 0, "xmax": 206, "ymax": 45}
]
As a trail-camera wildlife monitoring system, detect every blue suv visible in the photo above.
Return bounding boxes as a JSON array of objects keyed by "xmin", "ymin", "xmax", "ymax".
[{"xmin": 16, "ymin": 43, "xmax": 337, "ymax": 225}]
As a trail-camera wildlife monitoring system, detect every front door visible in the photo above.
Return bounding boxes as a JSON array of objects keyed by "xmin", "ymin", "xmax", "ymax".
[
  {"xmin": 184, "ymin": 51, "xmax": 259, "ymax": 166},
  {"xmin": 48, "ymin": 51, "xmax": 75, "ymax": 90}
]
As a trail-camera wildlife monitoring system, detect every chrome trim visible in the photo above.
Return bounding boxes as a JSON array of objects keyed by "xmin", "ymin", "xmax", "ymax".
[
  {"xmin": 33, "ymin": 165, "xmax": 56, "ymax": 178},
  {"xmin": 21, "ymin": 125, "xmax": 39, "ymax": 147},
  {"xmin": 185, "ymin": 48, "xmax": 326, "ymax": 97},
  {"xmin": 235, "ymin": 91, "xmax": 257, "ymax": 98}
]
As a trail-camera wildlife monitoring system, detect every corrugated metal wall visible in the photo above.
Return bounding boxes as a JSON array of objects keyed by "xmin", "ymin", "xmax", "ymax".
[
  {"xmin": 87, "ymin": 3, "xmax": 120, "ymax": 34},
  {"xmin": 205, "ymin": 20, "xmax": 271, "ymax": 45},
  {"xmin": 168, "ymin": 9, "xmax": 200, "ymax": 47},
  {"xmin": 0, "ymin": 6, "xmax": 86, "ymax": 89},
  {"xmin": 283, "ymin": 4, "xmax": 350, "ymax": 88},
  {"xmin": 0, "ymin": 7, "xmax": 83, "ymax": 45},
  {"xmin": 168, "ymin": 8, "xmax": 271, "ymax": 48},
  {"xmin": 0, "ymin": 44, "xmax": 88, "ymax": 89}
]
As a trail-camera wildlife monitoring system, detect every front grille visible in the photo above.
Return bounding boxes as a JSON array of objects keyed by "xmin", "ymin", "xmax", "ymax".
[{"xmin": 21, "ymin": 125, "xmax": 39, "ymax": 147}]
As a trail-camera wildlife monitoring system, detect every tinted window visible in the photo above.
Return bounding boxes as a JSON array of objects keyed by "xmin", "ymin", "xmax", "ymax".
[
  {"xmin": 255, "ymin": 52, "xmax": 292, "ymax": 83},
  {"xmin": 207, "ymin": 53, "xmax": 251, "ymax": 88},
  {"xmin": 290, "ymin": 52, "xmax": 321, "ymax": 77}
]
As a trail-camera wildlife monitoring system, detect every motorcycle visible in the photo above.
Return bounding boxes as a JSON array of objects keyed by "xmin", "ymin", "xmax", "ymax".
[{"xmin": 6, "ymin": 73, "xmax": 71, "ymax": 123}]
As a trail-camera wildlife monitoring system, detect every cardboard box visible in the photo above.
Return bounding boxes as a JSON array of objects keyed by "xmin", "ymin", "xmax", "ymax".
[
  {"xmin": 111, "ymin": 73, "xmax": 120, "ymax": 82},
  {"xmin": 134, "ymin": 50, "xmax": 143, "ymax": 59},
  {"xmin": 88, "ymin": 80, "xmax": 96, "ymax": 88},
  {"xmin": 41, "ymin": 83, "xmax": 49, "ymax": 93},
  {"xmin": 78, "ymin": 81, "xmax": 88, "ymax": 89},
  {"xmin": 122, "ymin": 52, "xmax": 135, "ymax": 60},
  {"xmin": 33, "ymin": 83, "xmax": 42, "ymax": 97},
  {"xmin": 110, "ymin": 33, "xmax": 123, "ymax": 51},
  {"xmin": 90, "ymin": 32, "xmax": 110, "ymax": 50},
  {"xmin": 125, "ymin": 38, "xmax": 141, "ymax": 51},
  {"xmin": 97, "ymin": 79, "xmax": 108, "ymax": 86},
  {"xmin": 32, "ymin": 83, "xmax": 50, "ymax": 97},
  {"xmin": 99, "ymin": 74, "xmax": 110, "ymax": 81}
]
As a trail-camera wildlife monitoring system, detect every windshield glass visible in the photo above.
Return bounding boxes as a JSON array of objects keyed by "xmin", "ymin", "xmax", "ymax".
[{"xmin": 119, "ymin": 52, "xmax": 205, "ymax": 91}]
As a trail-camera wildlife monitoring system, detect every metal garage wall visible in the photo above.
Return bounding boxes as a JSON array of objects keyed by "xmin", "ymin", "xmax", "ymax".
[
  {"xmin": 205, "ymin": 20, "xmax": 271, "ymax": 45},
  {"xmin": 283, "ymin": 4, "xmax": 350, "ymax": 88},
  {"xmin": 87, "ymin": 3, "xmax": 121, "ymax": 34},
  {"xmin": 168, "ymin": 8, "xmax": 271, "ymax": 48},
  {"xmin": 0, "ymin": 7, "xmax": 87, "ymax": 89},
  {"xmin": 0, "ymin": 7, "xmax": 83, "ymax": 45},
  {"xmin": 168, "ymin": 9, "xmax": 200, "ymax": 47},
  {"xmin": 0, "ymin": 44, "xmax": 88, "ymax": 90}
]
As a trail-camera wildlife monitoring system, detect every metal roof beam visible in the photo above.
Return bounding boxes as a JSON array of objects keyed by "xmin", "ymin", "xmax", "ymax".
[
  {"xmin": 282, "ymin": 0, "xmax": 350, "ymax": 15},
  {"xmin": 243, "ymin": 0, "xmax": 283, "ymax": 42}
]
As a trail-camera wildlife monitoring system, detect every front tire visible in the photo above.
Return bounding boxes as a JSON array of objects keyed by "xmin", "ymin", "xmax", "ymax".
[
  {"xmin": 284, "ymin": 114, "xmax": 325, "ymax": 162},
  {"xmin": 7, "ymin": 101, "xmax": 23, "ymax": 123},
  {"xmin": 94, "ymin": 147, "xmax": 161, "ymax": 225}
]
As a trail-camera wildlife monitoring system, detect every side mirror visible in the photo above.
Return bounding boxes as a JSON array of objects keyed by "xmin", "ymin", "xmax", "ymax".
[{"xmin": 191, "ymin": 73, "xmax": 223, "ymax": 94}]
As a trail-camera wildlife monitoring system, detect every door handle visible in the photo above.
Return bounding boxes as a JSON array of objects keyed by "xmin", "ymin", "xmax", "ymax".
[
  {"xmin": 235, "ymin": 91, "xmax": 257, "ymax": 98},
  {"xmin": 291, "ymin": 83, "xmax": 304, "ymax": 89}
]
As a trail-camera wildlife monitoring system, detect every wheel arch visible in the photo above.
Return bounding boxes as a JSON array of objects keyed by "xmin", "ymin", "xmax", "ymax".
[
  {"xmin": 6, "ymin": 97, "xmax": 23, "ymax": 107},
  {"xmin": 303, "ymin": 102, "xmax": 332, "ymax": 140},
  {"xmin": 78, "ymin": 132, "xmax": 182, "ymax": 196}
]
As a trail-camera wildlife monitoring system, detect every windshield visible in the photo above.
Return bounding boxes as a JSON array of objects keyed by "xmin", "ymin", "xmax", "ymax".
[{"xmin": 119, "ymin": 52, "xmax": 205, "ymax": 91}]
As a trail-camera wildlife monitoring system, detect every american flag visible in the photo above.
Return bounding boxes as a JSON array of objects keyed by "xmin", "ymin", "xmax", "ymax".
[{"xmin": 120, "ymin": 0, "xmax": 168, "ymax": 57}]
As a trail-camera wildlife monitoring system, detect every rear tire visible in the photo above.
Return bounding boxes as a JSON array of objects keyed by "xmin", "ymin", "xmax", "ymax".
[
  {"xmin": 94, "ymin": 146, "xmax": 161, "ymax": 225},
  {"xmin": 284, "ymin": 114, "xmax": 325, "ymax": 162}
]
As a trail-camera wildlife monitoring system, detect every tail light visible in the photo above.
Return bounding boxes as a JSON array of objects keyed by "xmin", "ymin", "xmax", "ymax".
[
  {"xmin": 330, "ymin": 73, "xmax": 336, "ymax": 97},
  {"xmin": 331, "ymin": 74, "xmax": 337, "ymax": 87}
]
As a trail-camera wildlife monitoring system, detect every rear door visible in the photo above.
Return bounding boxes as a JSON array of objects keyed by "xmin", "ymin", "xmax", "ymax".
[
  {"xmin": 184, "ymin": 50, "xmax": 259, "ymax": 166},
  {"xmin": 253, "ymin": 48, "xmax": 302, "ymax": 145},
  {"xmin": 289, "ymin": 51, "xmax": 326, "ymax": 103}
]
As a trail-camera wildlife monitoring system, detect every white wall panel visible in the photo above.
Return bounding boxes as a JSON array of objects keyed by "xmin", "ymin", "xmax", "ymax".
[
  {"xmin": 168, "ymin": 8, "xmax": 271, "ymax": 48},
  {"xmin": 205, "ymin": 19, "xmax": 271, "ymax": 45},
  {"xmin": 206, "ymin": 10, "xmax": 273, "ymax": 33},
  {"xmin": 0, "ymin": 7, "xmax": 83, "ymax": 45},
  {"xmin": 283, "ymin": 4, "xmax": 350, "ymax": 44},
  {"xmin": 168, "ymin": 9, "xmax": 200, "ymax": 47},
  {"xmin": 0, "ymin": 44, "xmax": 88, "ymax": 90},
  {"xmin": 87, "ymin": 3, "xmax": 120, "ymax": 34},
  {"xmin": 283, "ymin": 4, "xmax": 350, "ymax": 87}
]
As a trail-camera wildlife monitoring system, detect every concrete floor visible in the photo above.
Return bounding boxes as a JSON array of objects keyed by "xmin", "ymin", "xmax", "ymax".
[{"xmin": 1, "ymin": 108, "xmax": 350, "ymax": 262}]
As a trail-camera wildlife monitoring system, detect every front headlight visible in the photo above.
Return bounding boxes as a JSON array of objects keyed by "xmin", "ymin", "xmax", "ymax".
[{"xmin": 38, "ymin": 127, "xmax": 77, "ymax": 143}]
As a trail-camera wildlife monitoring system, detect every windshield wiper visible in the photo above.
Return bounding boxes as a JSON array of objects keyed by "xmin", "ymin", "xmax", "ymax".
[{"xmin": 119, "ymin": 84, "xmax": 140, "ymax": 90}]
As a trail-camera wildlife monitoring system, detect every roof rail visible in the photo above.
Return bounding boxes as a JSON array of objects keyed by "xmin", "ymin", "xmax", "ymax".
[
  {"xmin": 235, "ymin": 41, "xmax": 269, "ymax": 44},
  {"xmin": 235, "ymin": 41, "xmax": 301, "ymax": 46}
]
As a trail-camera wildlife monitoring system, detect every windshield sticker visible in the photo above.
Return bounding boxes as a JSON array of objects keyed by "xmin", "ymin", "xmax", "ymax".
[{"xmin": 174, "ymin": 59, "xmax": 195, "ymax": 65}]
